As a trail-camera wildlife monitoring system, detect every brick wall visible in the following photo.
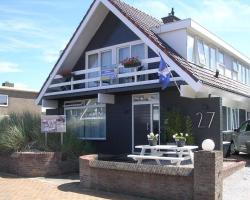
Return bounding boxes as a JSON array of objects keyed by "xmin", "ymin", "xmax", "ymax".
[
  {"xmin": 0, "ymin": 152, "xmax": 78, "ymax": 177},
  {"xmin": 80, "ymin": 151, "xmax": 225, "ymax": 200}
]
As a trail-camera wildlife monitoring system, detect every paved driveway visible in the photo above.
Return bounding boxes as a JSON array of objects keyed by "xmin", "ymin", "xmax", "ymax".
[
  {"xmin": 0, "ymin": 173, "xmax": 149, "ymax": 200},
  {"xmin": 223, "ymin": 154, "xmax": 250, "ymax": 200}
]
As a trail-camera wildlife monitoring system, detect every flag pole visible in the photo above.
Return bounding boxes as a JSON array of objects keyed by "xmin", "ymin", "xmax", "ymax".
[{"xmin": 166, "ymin": 65, "xmax": 182, "ymax": 96}]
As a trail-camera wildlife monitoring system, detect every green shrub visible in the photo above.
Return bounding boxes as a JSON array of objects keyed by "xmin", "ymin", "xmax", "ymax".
[
  {"xmin": 0, "ymin": 112, "xmax": 95, "ymax": 158},
  {"xmin": 163, "ymin": 109, "xmax": 194, "ymax": 145}
]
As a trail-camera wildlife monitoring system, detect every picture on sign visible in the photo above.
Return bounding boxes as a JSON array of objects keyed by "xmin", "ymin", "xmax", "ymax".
[
  {"xmin": 101, "ymin": 67, "xmax": 117, "ymax": 81},
  {"xmin": 41, "ymin": 115, "xmax": 66, "ymax": 133}
]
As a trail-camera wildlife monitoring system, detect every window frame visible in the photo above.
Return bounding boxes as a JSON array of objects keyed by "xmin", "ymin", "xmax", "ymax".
[
  {"xmin": 64, "ymin": 99, "xmax": 106, "ymax": 140},
  {"xmin": 0, "ymin": 94, "xmax": 8, "ymax": 107}
]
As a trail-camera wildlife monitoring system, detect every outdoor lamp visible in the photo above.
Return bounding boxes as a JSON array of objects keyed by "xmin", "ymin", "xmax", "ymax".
[{"xmin": 202, "ymin": 139, "xmax": 215, "ymax": 151}]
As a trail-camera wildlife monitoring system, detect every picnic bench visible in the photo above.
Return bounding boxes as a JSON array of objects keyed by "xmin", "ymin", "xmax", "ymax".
[{"xmin": 128, "ymin": 145, "xmax": 198, "ymax": 166}]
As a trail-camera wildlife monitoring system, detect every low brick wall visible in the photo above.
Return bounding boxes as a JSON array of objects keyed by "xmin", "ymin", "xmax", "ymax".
[
  {"xmin": 0, "ymin": 152, "xmax": 78, "ymax": 177},
  {"xmin": 80, "ymin": 151, "xmax": 224, "ymax": 200}
]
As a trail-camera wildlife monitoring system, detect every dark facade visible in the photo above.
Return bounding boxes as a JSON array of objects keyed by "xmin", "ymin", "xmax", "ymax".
[{"xmin": 46, "ymin": 11, "xmax": 223, "ymax": 154}]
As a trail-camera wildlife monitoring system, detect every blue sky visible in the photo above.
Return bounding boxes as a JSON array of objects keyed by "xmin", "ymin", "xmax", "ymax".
[{"xmin": 1, "ymin": 0, "xmax": 250, "ymax": 91}]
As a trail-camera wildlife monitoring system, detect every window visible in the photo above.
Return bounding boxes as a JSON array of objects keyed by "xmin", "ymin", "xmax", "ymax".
[
  {"xmin": 65, "ymin": 99, "xmax": 106, "ymax": 140},
  {"xmin": 131, "ymin": 43, "xmax": 145, "ymax": 59},
  {"xmin": 88, "ymin": 53, "xmax": 99, "ymax": 87},
  {"xmin": 218, "ymin": 51, "xmax": 224, "ymax": 64},
  {"xmin": 0, "ymin": 95, "xmax": 8, "ymax": 107},
  {"xmin": 232, "ymin": 61, "xmax": 238, "ymax": 81},
  {"xmin": 241, "ymin": 65, "xmax": 246, "ymax": 84},
  {"xmin": 187, "ymin": 35, "xmax": 195, "ymax": 62},
  {"xmin": 223, "ymin": 106, "xmax": 240, "ymax": 130},
  {"xmin": 204, "ymin": 43, "xmax": 210, "ymax": 68},
  {"xmin": 101, "ymin": 50, "xmax": 112, "ymax": 69},
  {"xmin": 210, "ymin": 48, "xmax": 216, "ymax": 70},
  {"xmin": 197, "ymin": 40, "xmax": 206, "ymax": 65}
]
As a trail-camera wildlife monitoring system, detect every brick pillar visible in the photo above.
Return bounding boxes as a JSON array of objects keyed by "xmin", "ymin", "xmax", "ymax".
[
  {"xmin": 194, "ymin": 151, "xmax": 223, "ymax": 200},
  {"xmin": 79, "ymin": 154, "xmax": 97, "ymax": 188}
]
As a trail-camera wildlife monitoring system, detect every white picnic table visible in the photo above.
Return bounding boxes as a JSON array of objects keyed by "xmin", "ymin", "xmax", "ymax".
[{"xmin": 128, "ymin": 145, "xmax": 198, "ymax": 166}]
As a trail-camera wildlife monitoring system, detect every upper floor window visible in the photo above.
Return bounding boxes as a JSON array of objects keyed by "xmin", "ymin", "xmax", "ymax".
[
  {"xmin": 197, "ymin": 40, "xmax": 206, "ymax": 66},
  {"xmin": 218, "ymin": 51, "xmax": 224, "ymax": 65},
  {"xmin": 187, "ymin": 35, "xmax": 194, "ymax": 62},
  {"xmin": 210, "ymin": 48, "xmax": 216, "ymax": 70},
  {"xmin": 0, "ymin": 95, "xmax": 8, "ymax": 107},
  {"xmin": 232, "ymin": 61, "xmax": 238, "ymax": 81}
]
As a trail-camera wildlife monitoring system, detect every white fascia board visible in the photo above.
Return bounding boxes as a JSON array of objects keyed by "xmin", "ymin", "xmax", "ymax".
[
  {"xmin": 189, "ymin": 19, "xmax": 250, "ymax": 65},
  {"xmin": 35, "ymin": 0, "xmax": 103, "ymax": 105},
  {"xmin": 101, "ymin": 0, "xmax": 202, "ymax": 92}
]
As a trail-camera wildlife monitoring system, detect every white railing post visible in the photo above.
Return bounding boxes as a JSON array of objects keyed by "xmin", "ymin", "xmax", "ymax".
[{"xmin": 71, "ymin": 76, "xmax": 74, "ymax": 90}]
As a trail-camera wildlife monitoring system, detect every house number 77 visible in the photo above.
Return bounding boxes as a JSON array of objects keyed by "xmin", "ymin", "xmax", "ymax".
[{"xmin": 196, "ymin": 112, "xmax": 215, "ymax": 128}]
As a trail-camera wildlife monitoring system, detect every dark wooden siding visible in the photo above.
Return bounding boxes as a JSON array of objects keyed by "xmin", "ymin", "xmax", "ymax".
[
  {"xmin": 94, "ymin": 94, "xmax": 132, "ymax": 154},
  {"xmin": 73, "ymin": 12, "xmax": 139, "ymax": 71}
]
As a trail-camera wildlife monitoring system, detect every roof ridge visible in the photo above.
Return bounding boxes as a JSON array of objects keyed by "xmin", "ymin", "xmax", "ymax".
[{"xmin": 109, "ymin": 0, "xmax": 163, "ymax": 27}]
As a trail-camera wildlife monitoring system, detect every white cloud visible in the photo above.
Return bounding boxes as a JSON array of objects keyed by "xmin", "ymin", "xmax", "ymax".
[
  {"xmin": 14, "ymin": 82, "xmax": 29, "ymax": 89},
  {"xmin": 43, "ymin": 50, "xmax": 60, "ymax": 63},
  {"xmin": 0, "ymin": 61, "xmax": 21, "ymax": 73}
]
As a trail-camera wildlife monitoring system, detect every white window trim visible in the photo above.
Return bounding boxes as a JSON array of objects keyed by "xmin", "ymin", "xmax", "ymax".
[
  {"xmin": 64, "ymin": 100, "xmax": 106, "ymax": 140},
  {"xmin": 0, "ymin": 94, "xmax": 8, "ymax": 107}
]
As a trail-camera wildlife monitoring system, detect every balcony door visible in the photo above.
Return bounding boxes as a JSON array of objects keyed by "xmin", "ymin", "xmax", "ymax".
[{"xmin": 132, "ymin": 93, "xmax": 160, "ymax": 153}]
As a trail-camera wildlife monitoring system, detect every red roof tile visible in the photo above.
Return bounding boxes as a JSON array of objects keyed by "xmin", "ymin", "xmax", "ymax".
[{"xmin": 109, "ymin": 0, "xmax": 250, "ymax": 98}]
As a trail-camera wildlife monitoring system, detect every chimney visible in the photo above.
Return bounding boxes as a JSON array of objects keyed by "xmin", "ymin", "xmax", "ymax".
[
  {"xmin": 2, "ymin": 81, "xmax": 14, "ymax": 87},
  {"xmin": 162, "ymin": 8, "xmax": 180, "ymax": 24}
]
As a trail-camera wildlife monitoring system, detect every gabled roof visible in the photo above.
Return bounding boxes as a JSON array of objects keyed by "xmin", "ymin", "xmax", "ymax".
[
  {"xmin": 108, "ymin": 0, "xmax": 250, "ymax": 98},
  {"xmin": 36, "ymin": 0, "xmax": 250, "ymax": 104}
]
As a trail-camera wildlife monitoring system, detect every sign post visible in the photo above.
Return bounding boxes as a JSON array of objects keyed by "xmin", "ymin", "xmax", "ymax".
[{"xmin": 41, "ymin": 115, "xmax": 66, "ymax": 147}]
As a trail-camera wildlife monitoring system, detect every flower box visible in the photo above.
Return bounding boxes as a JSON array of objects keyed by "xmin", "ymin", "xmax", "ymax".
[{"xmin": 121, "ymin": 57, "xmax": 141, "ymax": 68}]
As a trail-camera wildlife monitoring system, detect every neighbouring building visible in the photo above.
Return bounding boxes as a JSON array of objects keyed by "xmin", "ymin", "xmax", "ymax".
[
  {"xmin": 0, "ymin": 82, "xmax": 41, "ymax": 117},
  {"xmin": 36, "ymin": 0, "xmax": 250, "ymax": 154}
]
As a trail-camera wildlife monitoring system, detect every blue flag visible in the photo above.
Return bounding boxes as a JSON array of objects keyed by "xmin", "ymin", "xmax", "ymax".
[{"xmin": 158, "ymin": 54, "xmax": 171, "ymax": 90}]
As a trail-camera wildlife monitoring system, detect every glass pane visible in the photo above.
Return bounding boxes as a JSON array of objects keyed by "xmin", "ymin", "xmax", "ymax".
[
  {"xmin": 66, "ymin": 103, "xmax": 106, "ymax": 139},
  {"xmin": 101, "ymin": 51, "xmax": 112, "ymax": 69},
  {"xmin": 197, "ymin": 40, "xmax": 206, "ymax": 65},
  {"xmin": 131, "ymin": 44, "xmax": 145, "ymax": 59},
  {"xmin": 242, "ymin": 66, "xmax": 246, "ymax": 84},
  {"xmin": 88, "ymin": 54, "xmax": 99, "ymax": 87},
  {"xmin": 222, "ymin": 106, "xmax": 227, "ymax": 130},
  {"xmin": 0, "ymin": 95, "xmax": 8, "ymax": 106},
  {"xmin": 218, "ymin": 51, "xmax": 224, "ymax": 64},
  {"xmin": 187, "ymin": 35, "xmax": 194, "ymax": 62},
  {"xmin": 238, "ymin": 64, "xmax": 242, "ymax": 82},
  {"xmin": 118, "ymin": 47, "xmax": 130, "ymax": 62},
  {"xmin": 152, "ymin": 104, "xmax": 159, "ymax": 135},
  {"xmin": 233, "ymin": 61, "xmax": 238, "ymax": 72},
  {"xmin": 227, "ymin": 108, "xmax": 232, "ymax": 130},
  {"xmin": 204, "ymin": 43, "xmax": 209, "ymax": 68},
  {"xmin": 118, "ymin": 47, "xmax": 133, "ymax": 83},
  {"xmin": 88, "ymin": 54, "xmax": 98, "ymax": 69},
  {"xmin": 210, "ymin": 48, "xmax": 216, "ymax": 70}
]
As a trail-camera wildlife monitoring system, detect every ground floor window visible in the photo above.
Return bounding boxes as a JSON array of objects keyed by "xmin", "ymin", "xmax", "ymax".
[
  {"xmin": 222, "ymin": 106, "xmax": 239, "ymax": 131},
  {"xmin": 64, "ymin": 99, "xmax": 106, "ymax": 140}
]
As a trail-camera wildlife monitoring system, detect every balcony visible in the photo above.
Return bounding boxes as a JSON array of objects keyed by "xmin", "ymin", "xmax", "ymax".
[{"xmin": 44, "ymin": 57, "xmax": 182, "ymax": 97}]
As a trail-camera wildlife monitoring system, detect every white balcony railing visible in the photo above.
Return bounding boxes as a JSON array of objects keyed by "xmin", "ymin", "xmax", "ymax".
[{"xmin": 44, "ymin": 57, "xmax": 182, "ymax": 96}]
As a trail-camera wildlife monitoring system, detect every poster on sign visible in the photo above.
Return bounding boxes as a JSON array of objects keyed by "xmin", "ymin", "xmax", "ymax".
[{"xmin": 41, "ymin": 115, "xmax": 66, "ymax": 133}]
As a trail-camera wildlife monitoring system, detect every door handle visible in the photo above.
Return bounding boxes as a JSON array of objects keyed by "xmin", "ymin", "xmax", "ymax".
[{"xmin": 146, "ymin": 123, "xmax": 150, "ymax": 131}]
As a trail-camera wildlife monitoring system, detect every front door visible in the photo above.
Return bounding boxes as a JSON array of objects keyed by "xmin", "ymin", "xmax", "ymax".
[{"xmin": 132, "ymin": 93, "xmax": 160, "ymax": 153}]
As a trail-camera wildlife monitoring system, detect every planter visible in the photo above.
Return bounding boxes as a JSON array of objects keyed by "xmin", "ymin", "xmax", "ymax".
[
  {"xmin": 123, "ymin": 64, "xmax": 141, "ymax": 68},
  {"xmin": 148, "ymin": 139, "xmax": 157, "ymax": 146},
  {"xmin": 175, "ymin": 139, "xmax": 186, "ymax": 147}
]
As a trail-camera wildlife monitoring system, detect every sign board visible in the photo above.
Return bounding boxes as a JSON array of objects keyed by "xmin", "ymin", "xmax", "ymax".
[
  {"xmin": 101, "ymin": 67, "xmax": 117, "ymax": 81},
  {"xmin": 98, "ymin": 93, "xmax": 115, "ymax": 104},
  {"xmin": 41, "ymin": 115, "xmax": 66, "ymax": 133}
]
